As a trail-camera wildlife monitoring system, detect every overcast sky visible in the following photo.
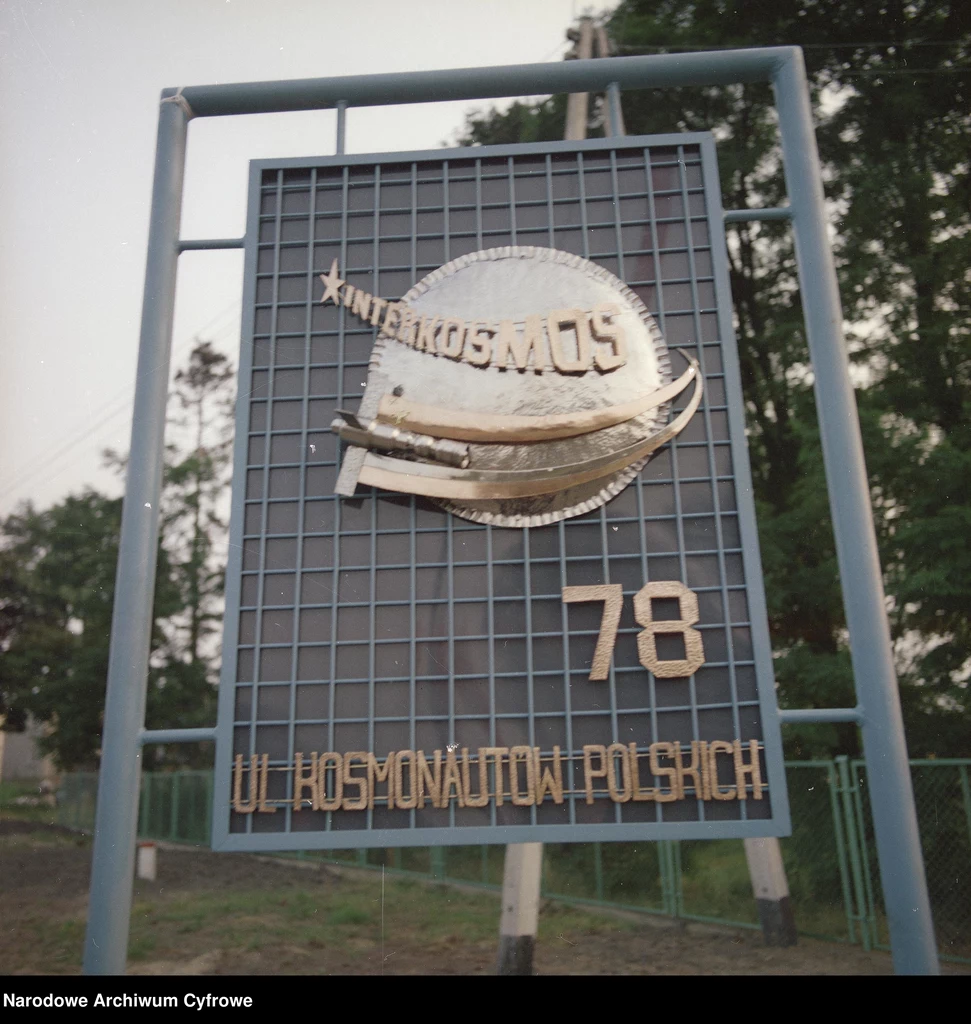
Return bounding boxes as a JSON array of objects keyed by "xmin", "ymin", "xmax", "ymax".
[{"xmin": 0, "ymin": 0, "xmax": 617, "ymax": 515}]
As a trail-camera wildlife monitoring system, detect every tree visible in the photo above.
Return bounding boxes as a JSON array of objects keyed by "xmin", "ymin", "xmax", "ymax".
[
  {"xmin": 0, "ymin": 341, "xmax": 235, "ymax": 769},
  {"xmin": 455, "ymin": 95, "xmax": 570, "ymax": 147},
  {"xmin": 456, "ymin": 1, "xmax": 970, "ymax": 756},
  {"xmin": 1, "ymin": 493, "xmax": 129, "ymax": 768},
  {"xmin": 149, "ymin": 341, "xmax": 235, "ymax": 735}
]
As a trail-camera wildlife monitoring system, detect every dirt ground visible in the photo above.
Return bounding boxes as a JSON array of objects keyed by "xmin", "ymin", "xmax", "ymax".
[{"xmin": 1, "ymin": 818, "xmax": 965, "ymax": 976}]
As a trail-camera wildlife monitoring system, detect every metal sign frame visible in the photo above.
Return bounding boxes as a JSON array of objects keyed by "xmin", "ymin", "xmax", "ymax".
[
  {"xmin": 211, "ymin": 132, "xmax": 791, "ymax": 852},
  {"xmin": 83, "ymin": 47, "xmax": 938, "ymax": 975}
]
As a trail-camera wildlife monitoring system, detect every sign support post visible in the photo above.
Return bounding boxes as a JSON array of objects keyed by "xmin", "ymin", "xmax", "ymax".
[
  {"xmin": 81, "ymin": 93, "xmax": 190, "ymax": 976},
  {"xmin": 773, "ymin": 51, "xmax": 937, "ymax": 974},
  {"xmin": 497, "ymin": 843, "xmax": 544, "ymax": 975},
  {"xmin": 744, "ymin": 838, "xmax": 797, "ymax": 946}
]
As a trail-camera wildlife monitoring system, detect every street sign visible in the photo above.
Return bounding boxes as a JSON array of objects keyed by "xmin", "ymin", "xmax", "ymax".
[{"xmin": 211, "ymin": 133, "xmax": 791, "ymax": 851}]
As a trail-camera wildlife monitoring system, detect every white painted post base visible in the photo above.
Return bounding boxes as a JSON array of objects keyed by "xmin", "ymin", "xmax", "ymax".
[
  {"xmin": 497, "ymin": 843, "xmax": 543, "ymax": 975},
  {"xmin": 744, "ymin": 837, "xmax": 797, "ymax": 946},
  {"xmin": 136, "ymin": 841, "xmax": 157, "ymax": 882}
]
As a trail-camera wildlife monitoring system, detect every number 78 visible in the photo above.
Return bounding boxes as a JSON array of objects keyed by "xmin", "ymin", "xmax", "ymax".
[{"xmin": 561, "ymin": 581, "xmax": 705, "ymax": 680}]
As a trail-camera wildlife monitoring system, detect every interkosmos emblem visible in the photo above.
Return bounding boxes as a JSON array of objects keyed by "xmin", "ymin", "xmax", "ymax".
[{"xmin": 325, "ymin": 246, "xmax": 701, "ymax": 527}]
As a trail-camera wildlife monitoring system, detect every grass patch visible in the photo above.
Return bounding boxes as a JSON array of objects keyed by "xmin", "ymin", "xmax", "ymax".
[
  {"xmin": 537, "ymin": 899, "xmax": 641, "ymax": 940},
  {"xmin": 17, "ymin": 916, "xmax": 88, "ymax": 973},
  {"xmin": 0, "ymin": 780, "xmax": 36, "ymax": 803},
  {"xmin": 6, "ymin": 827, "xmax": 940, "ymax": 975},
  {"xmin": 128, "ymin": 933, "xmax": 158, "ymax": 962},
  {"xmin": 0, "ymin": 804, "xmax": 62, "ymax": 826},
  {"xmin": 123, "ymin": 871, "xmax": 514, "ymax": 966},
  {"xmin": 328, "ymin": 906, "xmax": 370, "ymax": 926},
  {"xmin": 0, "ymin": 821, "xmax": 90, "ymax": 847},
  {"xmin": 679, "ymin": 840, "xmax": 757, "ymax": 922},
  {"xmin": 122, "ymin": 860, "xmax": 656, "ymax": 970}
]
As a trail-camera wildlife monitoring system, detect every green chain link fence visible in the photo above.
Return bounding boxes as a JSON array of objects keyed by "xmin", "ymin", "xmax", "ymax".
[
  {"xmin": 846, "ymin": 759, "xmax": 971, "ymax": 963},
  {"xmin": 57, "ymin": 759, "xmax": 970, "ymax": 963}
]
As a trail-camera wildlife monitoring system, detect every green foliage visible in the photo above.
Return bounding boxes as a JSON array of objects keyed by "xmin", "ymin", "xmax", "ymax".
[
  {"xmin": 678, "ymin": 840, "xmax": 758, "ymax": 922},
  {"xmin": 457, "ymin": 2, "xmax": 969, "ymax": 756},
  {"xmin": 1, "ymin": 492, "xmax": 126, "ymax": 769},
  {"xmin": 148, "ymin": 342, "xmax": 235, "ymax": 746},
  {"xmin": 454, "ymin": 95, "xmax": 569, "ymax": 147},
  {"xmin": 328, "ymin": 905, "xmax": 371, "ymax": 926},
  {"xmin": 162, "ymin": 341, "xmax": 235, "ymax": 675},
  {"xmin": 0, "ymin": 341, "xmax": 234, "ymax": 769}
]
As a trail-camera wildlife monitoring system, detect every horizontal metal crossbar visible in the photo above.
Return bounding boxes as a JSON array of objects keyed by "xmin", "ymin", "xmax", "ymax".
[
  {"xmin": 139, "ymin": 728, "xmax": 217, "ymax": 745},
  {"xmin": 198, "ymin": 705, "xmax": 865, "ymax": 731},
  {"xmin": 179, "ymin": 237, "xmax": 245, "ymax": 251},
  {"xmin": 169, "ymin": 48, "xmax": 798, "ymax": 118},
  {"xmin": 778, "ymin": 708, "xmax": 864, "ymax": 725},
  {"xmin": 723, "ymin": 207, "xmax": 793, "ymax": 223}
]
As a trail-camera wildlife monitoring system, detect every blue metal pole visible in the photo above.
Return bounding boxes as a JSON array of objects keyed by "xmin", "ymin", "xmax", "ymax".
[
  {"xmin": 771, "ymin": 49, "xmax": 938, "ymax": 975},
  {"xmin": 335, "ymin": 99, "xmax": 347, "ymax": 155},
  {"xmin": 605, "ymin": 82, "xmax": 625, "ymax": 138},
  {"xmin": 177, "ymin": 49, "xmax": 792, "ymax": 117},
  {"xmin": 778, "ymin": 708, "xmax": 862, "ymax": 725},
  {"xmin": 178, "ymin": 237, "xmax": 244, "ymax": 251},
  {"xmin": 82, "ymin": 91, "xmax": 189, "ymax": 976},
  {"xmin": 139, "ymin": 727, "xmax": 217, "ymax": 745},
  {"xmin": 723, "ymin": 207, "xmax": 792, "ymax": 223}
]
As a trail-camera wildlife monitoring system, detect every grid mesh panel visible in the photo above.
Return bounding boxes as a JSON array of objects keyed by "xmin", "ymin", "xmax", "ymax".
[{"xmin": 217, "ymin": 137, "xmax": 787, "ymax": 847}]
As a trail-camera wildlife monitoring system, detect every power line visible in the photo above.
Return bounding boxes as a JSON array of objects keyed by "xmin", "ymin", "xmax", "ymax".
[
  {"xmin": 8, "ymin": 315, "xmax": 241, "ymax": 501},
  {"xmin": 613, "ymin": 40, "xmax": 969, "ymax": 51},
  {"xmin": 1, "ymin": 303, "xmax": 242, "ymax": 498},
  {"xmin": 539, "ymin": 37, "xmax": 571, "ymax": 64},
  {"xmin": 834, "ymin": 67, "xmax": 970, "ymax": 75},
  {"xmin": 793, "ymin": 41, "xmax": 969, "ymax": 49},
  {"xmin": 0, "ymin": 396, "xmax": 139, "ymax": 505},
  {"xmin": 1, "ymin": 307, "xmax": 241, "ymax": 506}
]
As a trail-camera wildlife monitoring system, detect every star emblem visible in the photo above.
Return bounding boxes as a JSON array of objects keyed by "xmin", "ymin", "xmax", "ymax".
[{"xmin": 319, "ymin": 258, "xmax": 345, "ymax": 306}]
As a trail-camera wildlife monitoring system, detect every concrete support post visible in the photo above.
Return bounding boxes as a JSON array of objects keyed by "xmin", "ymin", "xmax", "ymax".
[
  {"xmin": 744, "ymin": 838, "xmax": 797, "ymax": 946},
  {"xmin": 136, "ymin": 842, "xmax": 158, "ymax": 882},
  {"xmin": 497, "ymin": 842, "xmax": 543, "ymax": 975},
  {"xmin": 564, "ymin": 17, "xmax": 594, "ymax": 141}
]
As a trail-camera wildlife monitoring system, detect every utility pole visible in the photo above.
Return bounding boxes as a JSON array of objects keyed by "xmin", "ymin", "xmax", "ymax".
[
  {"xmin": 564, "ymin": 17, "xmax": 623, "ymax": 140},
  {"xmin": 564, "ymin": 16, "xmax": 595, "ymax": 140},
  {"xmin": 497, "ymin": 15, "xmax": 625, "ymax": 978}
]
